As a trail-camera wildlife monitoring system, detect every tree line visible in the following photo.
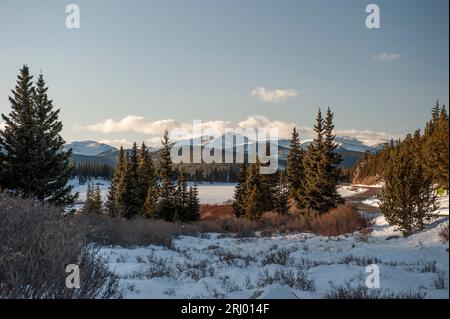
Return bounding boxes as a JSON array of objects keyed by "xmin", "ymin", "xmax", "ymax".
[
  {"xmin": 71, "ymin": 162, "xmax": 114, "ymax": 182},
  {"xmin": 233, "ymin": 108, "xmax": 344, "ymax": 219},
  {"xmin": 353, "ymin": 101, "xmax": 449, "ymax": 191},
  {"xmin": 88, "ymin": 132, "xmax": 200, "ymax": 221}
]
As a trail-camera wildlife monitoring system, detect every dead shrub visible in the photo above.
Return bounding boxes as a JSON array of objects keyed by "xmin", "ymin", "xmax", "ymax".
[
  {"xmin": 310, "ymin": 205, "xmax": 372, "ymax": 237},
  {"xmin": 324, "ymin": 282, "xmax": 425, "ymax": 299},
  {"xmin": 0, "ymin": 194, "xmax": 122, "ymax": 299},
  {"xmin": 438, "ymin": 224, "xmax": 449, "ymax": 242}
]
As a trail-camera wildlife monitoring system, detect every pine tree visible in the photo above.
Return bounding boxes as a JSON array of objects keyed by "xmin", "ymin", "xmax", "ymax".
[
  {"xmin": 106, "ymin": 146, "xmax": 127, "ymax": 216},
  {"xmin": 157, "ymin": 130, "xmax": 176, "ymax": 221},
  {"xmin": 137, "ymin": 142, "xmax": 158, "ymax": 216},
  {"xmin": 0, "ymin": 66, "xmax": 77, "ymax": 206},
  {"xmin": 82, "ymin": 182, "xmax": 102, "ymax": 214},
  {"xmin": 274, "ymin": 171, "xmax": 290, "ymax": 214},
  {"xmin": 173, "ymin": 168, "xmax": 189, "ymax": 221},
  {"xmin": 322, "ymin": 107, "xmax": 344, "ymax": 210},
  {"xmin": 378, "ymin": 143, "xmax": 438, "ymax": 236},
  {"xmin": 187, "ymin": 182, "xmax": 200, "ymax": 221},
  {"xmin": 303, "ymin": 109, "xmax": 328, "ymax": 213},
  {"xmin": 243, "ymin": 160, "xmax": 264, "ymax": 220},
  {"xmin": 232, "ymin": 164, "xmax": 247, "ymax": 217},
  {"xmin": 286, "ymin": 127, "xmax": 304, "ymax": 205},
  {"xmin": 121, "ymin": 142, "xmax": 140, "ymax": 218}
]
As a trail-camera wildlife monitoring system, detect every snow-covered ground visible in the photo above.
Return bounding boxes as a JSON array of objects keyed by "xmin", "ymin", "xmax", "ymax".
[
  {"xmin": 337, "ymin": 185, "xmax": 367, "ymax": 198},
  {"xmin": 70, "ymin": 179, "xmax": 368, "ymax": 205},
  {"xmin": 99, "ymin": 212, "xmax": 449, "ymax": 299},
  {"xmin": 362, "ymin": 193, "xmax": 449, "ymax": 216}
]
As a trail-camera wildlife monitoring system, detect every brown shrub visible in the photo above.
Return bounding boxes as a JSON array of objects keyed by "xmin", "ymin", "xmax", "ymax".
[
  {"xmin": 200, "ymin": 204, "xmax": 234, "ymax": 219},
  {"xmin": 438, "ymin": 223, "xmax": 449, "ymax": 242},
  {"xmin": 310, "ymin": 205, "xmax": 372, "ymax": 237},
  {"xmin": 0, "ymin": 194, "xmax": 122, "ymax": 299}
]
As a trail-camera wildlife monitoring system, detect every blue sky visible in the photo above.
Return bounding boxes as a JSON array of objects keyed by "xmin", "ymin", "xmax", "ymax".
[{"xmin": 0, "ymin": 0, "xmax": 448, "ymax": 146}]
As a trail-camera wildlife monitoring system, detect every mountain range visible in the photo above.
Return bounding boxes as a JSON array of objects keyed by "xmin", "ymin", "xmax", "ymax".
[{"xmin": 66, "ymin": 134, "xmax": 387, "ymax": 168}]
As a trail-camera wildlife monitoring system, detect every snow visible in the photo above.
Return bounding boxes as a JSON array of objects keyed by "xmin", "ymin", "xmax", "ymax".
[
  {"xmin": 337, "ymin": 185, "xmax": 367, "ymax": 198},
  {"xmin": 69, "ymin": 178, "xmax": 110, "ymax": 202},
  {"xmin": 69, "ymin": 179, "xmax": 238, "ymax": 205},
  {"xmin": 64, "ymin": 140, "xmax": 116, "ymax": 156},
  {"xmin": 362, "ymin": 193, "xmax": 449, "ymax": 216},
  {"xmin": 99, "ymin": 214, "xmax": 449, "ymax": 299},
  {"xmin": 70, "ymin": 180, "xmax": 370, "ymax": 206}
]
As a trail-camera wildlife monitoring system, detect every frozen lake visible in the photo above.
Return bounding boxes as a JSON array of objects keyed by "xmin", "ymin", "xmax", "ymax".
[{"xmin": 69, "ymin": 179, "xmax": 237, "ymax": 204}]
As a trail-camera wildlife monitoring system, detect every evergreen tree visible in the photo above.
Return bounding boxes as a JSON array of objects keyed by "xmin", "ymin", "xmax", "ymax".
[
  {"xmin": 378, "ymin": 142, "xmax": 438, "ymax": 236},
  {"xmin": 286, "ymin": 127, "xmax": 304, "ymax": 205},
  {"xmin": 137, "ymin": 142, "xmax": 158, "ymax": 216},
  {"xmin": 187, "ymin": 182, "xmax": 200, "ymax": 221},
  {"xmin": 243, "ymin": 160, "xmax": 264, "ymax": 220},
  {"xmin": 303, "ymin": 108, "xmax": 328, "ymax": 213},
  {"xmin": 173, "ymin": 168, "xmax": 189, "ymax": 221},
  {"xmin": 0, "ymin": 66, "xmax": 76, "ymax": 206},
  {"xmin": 322, "ymin": 108, "xmax": 344, "ymax": 210},
  {"xmin": 121, "ymin": 142, "xmax": 140, "ymax": 218},
  {"xmin": 156, "ymin": 130, "xmax": 176, "ymax": 221},
  {"xmin": 105, "ymin": 147, "xmax": 127, "ymax": 216},
  {"xmin": 232, "ymin": 164, "xmax": 247, "ymax": 217},
  {"xmin": 274, "ymin": 171, "xmax": 290, "ymax": 214},
  {"xmin": 82, "ymin": 182, "xmax": 102, "ymax": 214},
  {"xmin": 260, "ymin": 142, "xmax": 277, "ymax": 211}
]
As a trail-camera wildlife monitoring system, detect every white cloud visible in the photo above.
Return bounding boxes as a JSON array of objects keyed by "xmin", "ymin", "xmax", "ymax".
[
  {"xmin": 238, "ymin": 115, "xmax": 298, "ymax": 138},
  {"xmin": 82, "ymin": 114, "xmax": 397, "ymax": 147},
  {"xmin": 84, "ymin": 115, "xmax": 189, "ymax": 135},
  {"xmin": 251, "ymin": 87, "xmax": 299, "ymax": 103},
  {"xmin": 372, "ymin": 52, "xmax": 400, "ymax": 62}
]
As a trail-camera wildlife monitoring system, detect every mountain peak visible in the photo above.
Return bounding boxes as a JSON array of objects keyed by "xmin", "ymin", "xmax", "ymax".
[{"xmin": 64, "ymin": 140, "xmax": 117, "ymax": 156}]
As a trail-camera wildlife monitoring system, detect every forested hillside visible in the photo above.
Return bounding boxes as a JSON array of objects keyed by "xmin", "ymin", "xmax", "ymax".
[{"xmin": 352, "ymin": 101, "xmax": 449, "ymax": 190}]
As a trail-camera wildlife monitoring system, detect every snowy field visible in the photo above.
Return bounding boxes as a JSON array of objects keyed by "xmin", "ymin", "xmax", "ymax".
[
  {"xmin": 69, "ymin": 179, "xmax": 369, "ymax": 205},
  {"xmin": 362, "ymin": 194, "xmax": 449, "ymax": 216},
  {"xmin": 99, "ymin": 213, "xmax": 449, "ymax": 299}
]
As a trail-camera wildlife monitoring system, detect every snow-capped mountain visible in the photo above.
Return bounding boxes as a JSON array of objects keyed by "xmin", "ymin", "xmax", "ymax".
[{"xmin": 64, "ymin": 140, "xmax": 117, "ymax": 156}]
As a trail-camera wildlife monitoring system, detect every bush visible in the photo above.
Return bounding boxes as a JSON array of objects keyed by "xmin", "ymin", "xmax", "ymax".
[
  {"xmin": 310, "ymin": 205, "xmax": 372, "ymax": 237},
  {"xmin": 0, "ymin": 194, "xmax": 122, "ymax": 299},
  {"xmin": 438, "ymin": 224, "xmax": 449, "ymax": 242},
  {"xmin": 324, "ymin": 282, "xmax": 425, "ymax": 299}
]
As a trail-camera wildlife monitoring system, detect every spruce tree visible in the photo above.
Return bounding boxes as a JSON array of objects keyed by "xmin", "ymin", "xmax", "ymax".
[
  {"xmin": 232, "ymin": 164, "xmax": 247, "ymax": 217},
  {"xmin": 322, "ymin": 107, "xmax": 344, "ymax": 210},
  {"xmin": 303, "ymin": 109, "xmax": 328, "ymax": 213},
  {"xmin": 106, "ymin": 146, "xmax": 127, "ymax": 216},
  {"xmin": 286, "ymin": 127, "xmax": 304, "ymax": 205},
  {"xmin": 187, "ymin": 182, "xmax": 200, "ymax": 221},
  {"xmin": 0, "ymin": 66, "xmax": 76, "ymax": 206},
  {"xmin": 82, "ymin": 182, "xmax": 102, "ymax": 214},
  {"xmin": 378, "ymin": 142, "xmax": 438, "ymax": 236},
  {"xmin": 173, "ymin": 168, "xmax": 189, "ymax": 221},
  {"xmin": 121, "ymin": 142, "xmax": 140, "ymax": 218},
  {"xmin": 243, "ymin": 160, "xmax": 264, "ymax": 220},
  {"xmin": 137, "ymin": 142, "xmax": 158, "ymax": 216},
  {"xmin": 157, "ymin": 130, "xmax": 176, "ymax": 221},
  {"xmin": 274, "ymin": 171, "xmax": 290, "ymax": 214}
]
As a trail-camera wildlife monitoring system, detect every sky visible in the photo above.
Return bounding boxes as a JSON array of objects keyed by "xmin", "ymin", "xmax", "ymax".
[{"xmin": 0, "ymin": 0, "xmax": 448, "ymax": 147}]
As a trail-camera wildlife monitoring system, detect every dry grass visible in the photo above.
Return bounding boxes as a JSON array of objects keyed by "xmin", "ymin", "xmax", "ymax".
[
  {"xmin": 0, "ymin": 194, "xmax": 122, "ymax": 299},
  {"xmin": 200, "ymin": 204, "xmax": 234, "ymax": 219},
  {"xmin": 310, "ymin": 205, "xmax": 373, "ymax": 237},
  {"xmin": 75, "ymin": 203, "xmax": 371, "ymax": 248},
  {"xmin": 438, "ymin": 224, "xmax": 449, "ymax": 242}
]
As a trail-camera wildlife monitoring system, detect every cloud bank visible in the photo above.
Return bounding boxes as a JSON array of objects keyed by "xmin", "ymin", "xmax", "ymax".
[{"xmin": 82, "ymin": 114, "xmax": 396, "ymax": 147}]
